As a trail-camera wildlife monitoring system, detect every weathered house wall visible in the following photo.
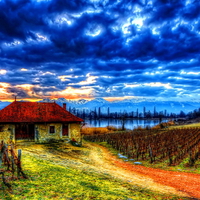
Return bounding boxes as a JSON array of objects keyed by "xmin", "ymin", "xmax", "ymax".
[
  {"xmin": 35, "ymin": 123, "xmax": 62, "ymax": 142},
  {"xmin": 69, "ymin": 123, "xmax": 81, "ymax": 142},
  {"xmin": 35, "ymin": 123, "xmax": 81, "ymax": 143},
  {"xmin": 0, "ymin": 122, "xmax": 82, "ymax": 143},
  {"xmin": 0, "ymin": 124, "xmax": 15, "ymax": 143}
]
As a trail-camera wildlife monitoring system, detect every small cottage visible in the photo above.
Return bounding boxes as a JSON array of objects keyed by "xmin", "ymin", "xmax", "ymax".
[{"xmin": 0, "ymin": 100, "xmax": 83, "ymax": 143}]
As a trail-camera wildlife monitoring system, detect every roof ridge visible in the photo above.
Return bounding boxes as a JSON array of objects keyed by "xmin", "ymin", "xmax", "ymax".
[{"xmin": 0, "ymin": 101, "xmax": 83, "ymax": 123}]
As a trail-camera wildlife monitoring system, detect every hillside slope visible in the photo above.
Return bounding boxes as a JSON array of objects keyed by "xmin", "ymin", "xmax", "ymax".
[{"xmin": 14, "ymin": 141, "xmax": 198, "ymax": 199}]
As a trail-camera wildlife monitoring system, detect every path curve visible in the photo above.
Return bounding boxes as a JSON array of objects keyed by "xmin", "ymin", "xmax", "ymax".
[
  {"xmin": 86, "ymin": 143, "xmax": 188, "ymax": 197},
  {"xmin": 19, "ymin": 142, "xmax": 199, "ymax": 199},
  {"xmin": 91, "ymin": 143, "xmax": 200, "ymax": 199}
]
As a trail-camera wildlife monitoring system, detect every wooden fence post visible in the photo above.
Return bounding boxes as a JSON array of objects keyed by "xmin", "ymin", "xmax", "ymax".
[
  {"xmin": 0, "ymin": 142, "xmax": 28, "ymax": 190},
  {"xmin": 17, "ymin": 149, "xmax": 21, "ymax": 178},
  {"xmin": 0, "ymin": 152, "xmax": 2, "ymax": 167},
  {"xmin": 17, "ymin": 149, "xmax": 28, "ymax": 179},
  {"xmin": 3, "ymin": 144, "xmax": 11, "ymax": 170},
  {"xmin": 149, "ymin": 144, "xmax": 153, "ymax": 163}
]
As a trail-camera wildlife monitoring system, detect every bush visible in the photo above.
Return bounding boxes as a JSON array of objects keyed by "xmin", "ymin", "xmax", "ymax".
[
  {"xmin": 106, "ymin": 126, "xmax": 118, "ymax": 131},
  {"xmin": 152, "ymin": 121, "xmax": 175, "ymax": 129},
  {"xmin": 81, "ymin": 127, "xmax": 111, "ymax": 135}
]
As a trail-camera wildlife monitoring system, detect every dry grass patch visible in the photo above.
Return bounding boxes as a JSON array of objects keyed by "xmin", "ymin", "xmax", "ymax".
[{"xmin": 81, "ymin": 127, "xmax": 112, "ymax": 135}]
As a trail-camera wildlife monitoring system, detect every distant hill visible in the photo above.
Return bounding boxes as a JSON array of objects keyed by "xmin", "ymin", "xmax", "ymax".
[
  {"xmin": 1, "ymin": 98, "xmax": 200, "ymax": 114},
  {"xmin": 0, "ymin": 101, "xmax": 11, "ymax": 110},
  {"xmin": 43, "ymin": 98, "xmax": 200, "ymax": 114}
]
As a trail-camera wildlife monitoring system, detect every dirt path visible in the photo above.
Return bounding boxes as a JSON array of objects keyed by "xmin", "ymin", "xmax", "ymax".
[
  {"xmin": 86, "ymin": 143, "xmax": 190, "ymax": 198},
  {"xmin": 18, "ymin": 142, "xmax": 199, "ymax": 199},
  {"xmin": 91, "ymin": 143, "xmax": 200, "ymax": 199}
]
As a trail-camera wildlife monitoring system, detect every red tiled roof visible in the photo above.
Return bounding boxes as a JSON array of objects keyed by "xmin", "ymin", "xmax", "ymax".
[{"xmin": 0, "ymin": 101, "xmax": 83, "ymax": 123}]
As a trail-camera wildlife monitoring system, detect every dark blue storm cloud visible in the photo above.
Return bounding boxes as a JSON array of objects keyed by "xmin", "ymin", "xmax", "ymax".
[{"xmin": 0, "ymin": 0, "xmax": 200, "ymax": 100}]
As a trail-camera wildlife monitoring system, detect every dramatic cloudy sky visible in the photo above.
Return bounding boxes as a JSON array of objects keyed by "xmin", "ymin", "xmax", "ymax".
[{"xmin": 0, "ymin": 0, "xmax": 200, "ymax": 101}]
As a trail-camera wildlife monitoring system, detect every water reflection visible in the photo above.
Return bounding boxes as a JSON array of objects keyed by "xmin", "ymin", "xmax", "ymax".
[{"xmin": 84, "ymin": 119, "xmax": 168, "ymax": 130}]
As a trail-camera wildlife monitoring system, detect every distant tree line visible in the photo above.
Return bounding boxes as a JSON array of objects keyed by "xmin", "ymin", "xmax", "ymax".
[
  {"xmin": 187, "ymin": 108, "xmax": 200, "ymax": 119},
  {"xmin": 68, "ymin": 106, "xmax": 197, "ymax": 120}
]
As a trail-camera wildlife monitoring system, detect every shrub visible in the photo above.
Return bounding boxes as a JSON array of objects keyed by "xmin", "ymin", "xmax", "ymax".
[
  {"xmin": 81, "ymin": 127, "xmax": 112, "ymax": 135},
  {"xmin": 106, "ymin": 126, "xmax": 118, "ymax": 131}
]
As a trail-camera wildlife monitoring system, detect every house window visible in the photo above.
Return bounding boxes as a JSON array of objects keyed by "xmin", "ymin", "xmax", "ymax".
[
  {"xmin": 0, "ymin": 126, "xmax": 3, "ymax": 132},
  {"xmin": 49, "ymin": 125, "xmax": 55, "ymax": 134}
]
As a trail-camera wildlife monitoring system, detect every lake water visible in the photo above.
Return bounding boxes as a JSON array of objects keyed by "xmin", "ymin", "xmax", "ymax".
[{"xmin": 84, "ymin": 119, "xmax": 169, "ymax": 130}]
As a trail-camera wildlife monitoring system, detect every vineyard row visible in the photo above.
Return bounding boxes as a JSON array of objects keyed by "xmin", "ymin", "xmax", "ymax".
[{"xmin": 84, "ymin": 128, "xmax": 200, "ymax": 166}]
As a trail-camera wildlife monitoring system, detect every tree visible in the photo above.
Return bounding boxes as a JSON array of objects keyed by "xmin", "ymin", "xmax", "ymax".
[
  {"xmin": 136, "ymin": 108, "xmax": 139, "ymax": 118},
  {"xmin": 143, "ymin": 107, "xmax": 146, "ymax": 118},
  {"xmin": 82, "ymin": 109, "xmax": 86, "ymax": 119},
  {"xmin": 120, "ymin": 113, "xmax": 126, "ymax": 130},
  {"xmin": 98, "ymin": 107, "xmax": 101, "ymax": 119},
  {"xmin": 179, "ymin": 110, "xmax": 186, "ymax": 118},
  {"xmin": 146, "ymin": 110, "xmax": 152, "ymax": 118},
  {"xmin": 164, "ymin": 109, "xmax": 167, "ymax": 117},
  {"xmin": 107, "ymin": 107, "xmax": 110, "ymax": 118},
  {"xmin": 94, "ymin": 108, "xmax": 97, "ymax": 119},
  {"xmin": 158, "ymin": 111, "xmax": 163, "ymax": 123}
]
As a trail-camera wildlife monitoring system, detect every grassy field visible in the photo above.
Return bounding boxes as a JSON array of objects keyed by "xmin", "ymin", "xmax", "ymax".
[
  {"xmin": 169, "ymin": 122, "xmax": 200, "ymax": 129},
  {"xmin": 0, "ymin": 143, "xmax": 190, "ymax": 200}
]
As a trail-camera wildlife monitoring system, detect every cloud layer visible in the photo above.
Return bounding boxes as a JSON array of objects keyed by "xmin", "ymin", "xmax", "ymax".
[{"xmin": 0, "ymin": 0, "xmax": 200, "ymax": 101}]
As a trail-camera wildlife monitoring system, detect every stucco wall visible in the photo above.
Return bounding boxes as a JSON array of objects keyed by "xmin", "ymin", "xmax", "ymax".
[
  {"xmin": 35, "ymin": 123, "xmax": 62, "ymax": 142},
  {"xmin": 35, "ymin": 122, "xmax": 81, "ymax": 143},
  {"xmin": 69, "ymin": 123, "xmax": 81, "ymax": 142},
  {"xmin": 0, "ymin": 122, "xmax": 81, "ymax": 143},
  {"xmin": 0, "ymin": 124, "xmax": 15, "ymax": 143}
]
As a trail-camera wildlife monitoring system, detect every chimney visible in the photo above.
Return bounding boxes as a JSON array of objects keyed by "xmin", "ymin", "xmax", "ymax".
[{"xmin": 63, "ymin": 103, "xmax": 67, "ymax": 110}]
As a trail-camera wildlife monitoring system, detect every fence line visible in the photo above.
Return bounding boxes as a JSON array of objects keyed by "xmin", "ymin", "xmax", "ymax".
[{"xmin": 0, "ymin": 141, "xmax": 27, "ymax": 190}]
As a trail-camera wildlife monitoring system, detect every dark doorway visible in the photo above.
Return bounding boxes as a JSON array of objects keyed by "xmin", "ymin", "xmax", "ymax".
[
  {"xmin": 62, "ymin": 124, "xmax": 69, "ymax": 136},
  {"xmin": 15, "ymin": 123, "xmax": 35, "ymax": 140}
]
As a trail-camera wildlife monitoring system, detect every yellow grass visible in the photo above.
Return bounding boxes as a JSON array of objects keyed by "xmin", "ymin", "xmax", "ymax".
[
  {"xmin": 169, "ymin": 122, "xmax": 200, "ymax": 129},
  {"xmin": 81, "ymin": 127, "xmax": 112, "ymax": 135},
  {"xmin": 151, "ymin": 121, "xmax": 175, "ymax": 129}
]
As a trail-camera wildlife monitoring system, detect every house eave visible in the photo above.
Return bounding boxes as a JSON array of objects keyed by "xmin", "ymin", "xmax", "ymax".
[{"xmin": 0, "ymin": 121, "xmax": 83, "ymax": 124}]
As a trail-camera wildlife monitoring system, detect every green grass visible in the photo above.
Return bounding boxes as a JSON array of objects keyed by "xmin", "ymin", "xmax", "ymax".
[
  {"xmin": 134, "ymin": 157, "xmax": 200, "ymax": 174},
  {"xmin": 0, "ymin": 152, "xmax": 189, "ymax": 200}
]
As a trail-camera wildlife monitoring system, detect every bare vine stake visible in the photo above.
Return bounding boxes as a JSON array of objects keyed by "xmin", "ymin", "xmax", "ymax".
[
  {"xmin": 17, "ymin": 149, "xmax": 28, "ymax": 179},
  {"xmin": 3, "ymin": 144, "xmax": 10, "ymax": 171},
  {"xmin": 11, "ymin": 155, "xmax": 15, "ymax": 178},
  {"xmin": 10, "ymin": 144, "xmax": 15, "ymax": 177},
  {"xmin": 0, "ymin": 151, "xmax": 2, "ymax": 167},
  {"xmin": 17, "ymin": 149, "xmax": 21, "ymax": 178},
  {"xmin": 0, "ymin": 171, "xmax": 12, "ymax": 190},
  {"xmin": 149, "ymin": 144, "xmax": 153, "ymax": 163}
]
